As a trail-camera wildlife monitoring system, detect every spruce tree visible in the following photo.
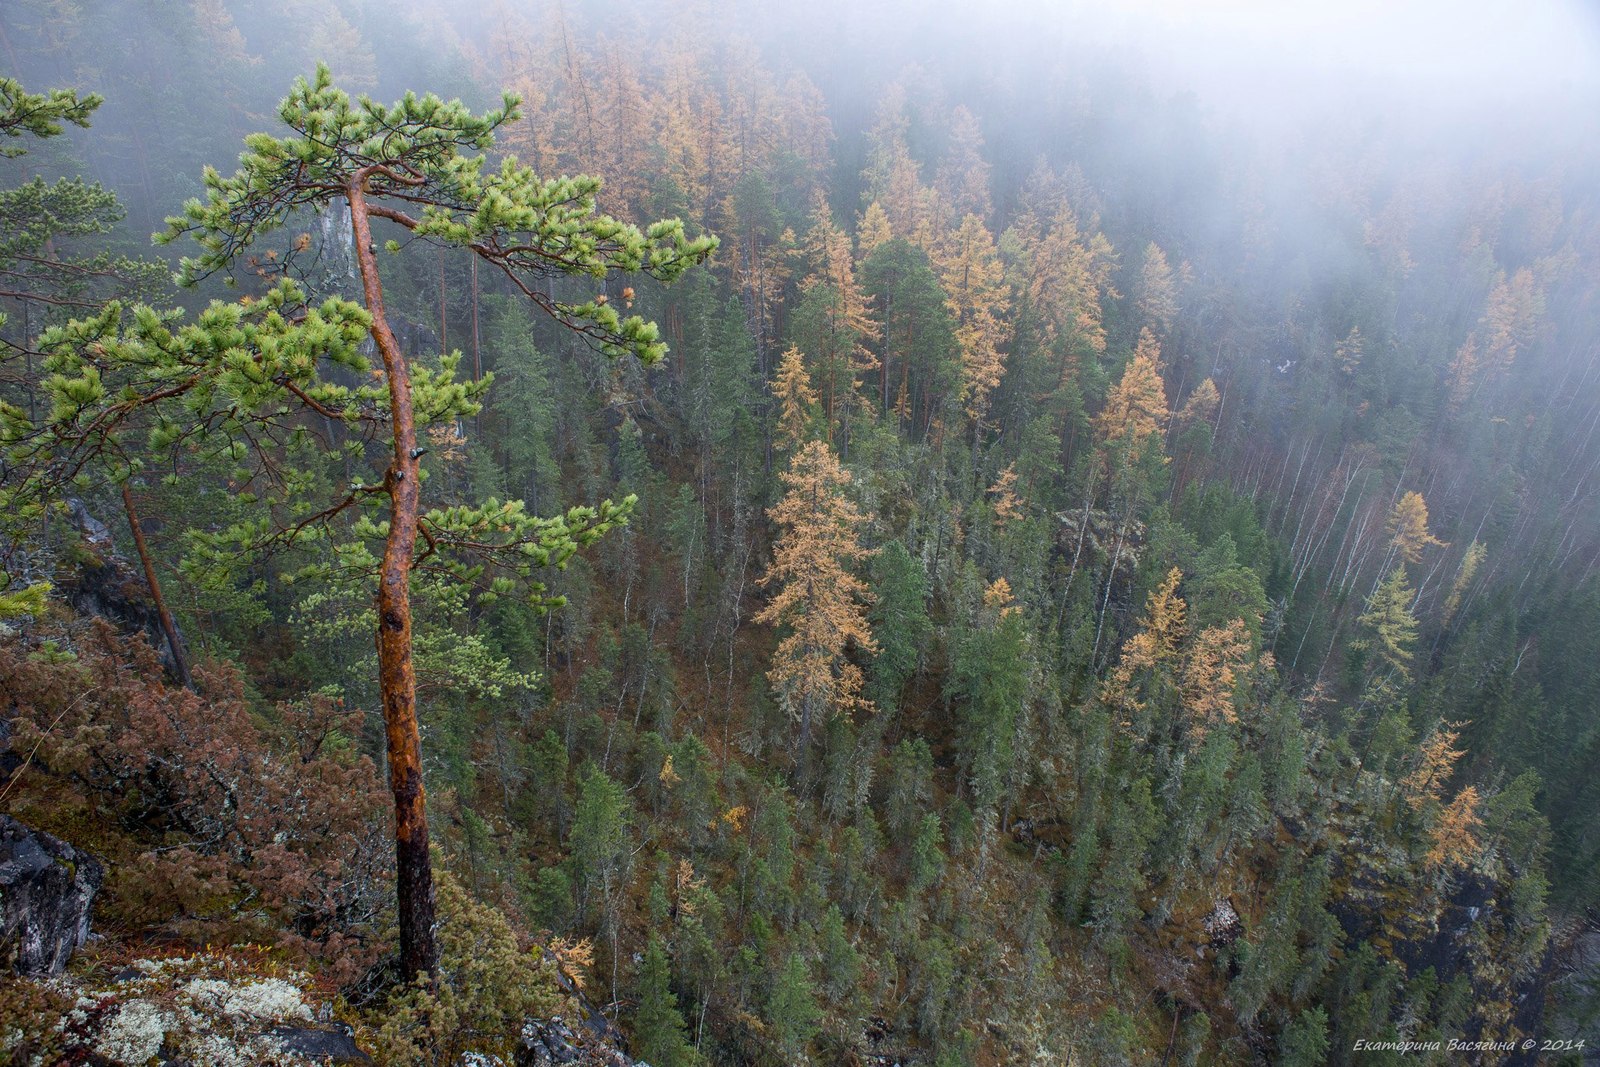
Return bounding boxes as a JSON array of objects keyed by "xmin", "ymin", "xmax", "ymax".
[{"xmin": 633, "ymin": 935, "xmax": 699, "ymax": 1067}]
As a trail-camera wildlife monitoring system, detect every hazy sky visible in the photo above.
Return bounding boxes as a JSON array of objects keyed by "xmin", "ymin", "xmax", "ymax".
[{"xmin": 1072, "ymin": 0, "xmax": 1600, "ymax": 112}]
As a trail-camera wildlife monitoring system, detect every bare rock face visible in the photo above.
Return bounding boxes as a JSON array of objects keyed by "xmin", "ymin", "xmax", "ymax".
[
  {"xmin": 1201, "ymin": 898, "xmax": 1241, "ymax": 956},
  {"xmin": 515, "ymin": 1018, "xmax": 635, "ymax": 1067},
  {"xmin": 0, "ymin": 814, "xmax": 104, "ymax": 976}
]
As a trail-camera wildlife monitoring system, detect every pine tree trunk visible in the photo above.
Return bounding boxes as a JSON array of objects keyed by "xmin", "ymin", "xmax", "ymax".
[{"xmin": 349, "ymin": 174, "xmax": 438, "ymax": 983}]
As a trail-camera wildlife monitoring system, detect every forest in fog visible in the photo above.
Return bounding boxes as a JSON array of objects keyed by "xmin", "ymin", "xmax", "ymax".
[{"xmin": 2, "ymin": 1, "xmax": 1599, "ymax": 1064}]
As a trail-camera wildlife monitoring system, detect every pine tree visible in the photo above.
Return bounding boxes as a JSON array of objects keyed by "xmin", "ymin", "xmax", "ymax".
[
  {"xmin": 868, "ymin": 540, "xmax": 932, "ymax": 709},
  {"xmin": 0, "ymin": 79, "xmax": 100, "ymax": 151},
  {"xmin": 755, "ymin": 440, "xmax": 878, "ymax": 750},
  {"xmin": 1278, "ymin": 1006, "xmax": 1331, "ymax": 1066},
  {"xmin": 11, "ymin": 67, "xmax": 713, "ymax": 982},
  {"xmin": 818, "ymin": 903, "xmax": 861, "ymax": 1002}
]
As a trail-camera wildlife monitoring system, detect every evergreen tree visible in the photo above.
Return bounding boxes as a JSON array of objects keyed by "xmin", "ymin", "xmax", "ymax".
[
  {"xmin": 633, "ymin": 935, "xmax": 699, "ymax": 1067},
  {"xmin": 867, "ymin": 539, "xmax": 931, "ymax": 709},
  {"xmin": 766, "ymin": 952, "xmax": 821, "ymax": 1059},
  {"xmin": 8, "ymin": 66, "xmax": 714, "ymax": 980}
]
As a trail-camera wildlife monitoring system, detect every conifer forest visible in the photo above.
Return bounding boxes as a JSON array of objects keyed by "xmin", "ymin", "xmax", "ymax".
[{"xmin": 2, "ymin": 2, "xmax": 1599, "ymax": 1064}]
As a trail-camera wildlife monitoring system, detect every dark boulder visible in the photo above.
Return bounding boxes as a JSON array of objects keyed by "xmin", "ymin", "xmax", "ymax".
[
  {"xmin": 0, "ymin": 814, "xmax": 104, "ymax": 975},
  {"xmin": 268, "ymin": 1023, "xmax": 373, "ymax": 1064}
]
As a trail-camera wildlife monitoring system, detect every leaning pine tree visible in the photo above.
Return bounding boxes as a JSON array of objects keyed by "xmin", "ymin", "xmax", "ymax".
[{"xmin": 5, "ymin": 67, "xmax": 715, "ymax": 981}]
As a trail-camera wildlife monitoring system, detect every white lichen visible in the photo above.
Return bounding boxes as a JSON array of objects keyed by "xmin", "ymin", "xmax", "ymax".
[
  {"xmin": 180, "ymin": 977, "xmax": 312, "ymax": 1022},
  {"xmin": 95, "ymin": 1000, "xmax": 174, "ymax": 1064}
]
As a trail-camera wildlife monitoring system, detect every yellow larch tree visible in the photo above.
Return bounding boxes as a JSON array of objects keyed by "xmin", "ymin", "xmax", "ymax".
[
  {"xmin": 1094, "ymin": 328, "xmax": 1171, "ymax": 465},
  {"xmin": 1479, "ymin": 268, "xmax": 1544, "ymax": 378},
  {"xmin": 857, "ymin": 200, "xmax": 893, "ymax": 257},
  {"xmin": 305, "ymin": 10, "xmax": 376, "ymax": 92},
  {"xmin": 755, "ymin": 441, "xmax": 879, "ymax": 749},
  {"xmin": 936, "ymin": 213, "xmax": 1011, "ymax": 424},
  {"xmin": 987, "ymin": 464, "xmax": 1024, "ymax": 527},
  {"xmin": 1176, "ymin": 378, "xmax": 1220, "ymax": 426},
  {"xmin": 1387, "ymin": 490, "xmax": 1446, "ymax": 565},
  {"xmin": 772, "ymin": 346, "xmax": 818, "ymax": 452},
  {"xmin": 1104, "ymin": 567, "xmax": 1188, "ymax": 724},
  {"xmin": 1402, "ymin": 722, "xmax": 1467, "ymax": 812},
  {"xmin": 1446, "ymin": 334, "xmax": 1482, "ymax": 414},
  {"xmin": 1335, "ymin": 325, "xmax": 1364, "ymax": 378},
  {"xmin": 1022, "ymin": 205, "xmax": 1117, "ymax": 364},
  {"xmin": 934, "ymin": 105, "xmax": 992, "ymax": 224},
  {"xmin": 1442, "ymin": 540, "xmax": 1487, "ymax": 623},
  {"xmin": 1182, "ymin": 618, "xmax": 1254, "ymax": 738},
  {"xmin": 861, "ymin": 84, "xmax": 925, "ymax": 240},
  {"xmin": 1425, "ymin": 786, "xmax": 1483, "ymax": 871},
  {"xmin": 795, "ymin": 197, "xmax": 880, "ymax": 435},
  {"xmin": 1135, "ymin": 241, "xmax": 1179, "ymax": 337},
  {"xmin": 654, "ymin": 49, "xmax": 721, "ymax": 212}
]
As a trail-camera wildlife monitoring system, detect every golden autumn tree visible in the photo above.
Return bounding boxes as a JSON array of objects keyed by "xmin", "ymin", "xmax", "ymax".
[
  {"xmin": 792, "ymin": 198, "xmax": 880, "ymax": 438},
  {"xmin": 1425, "ymin": 786, "xmax": 1483, "ymax": 871},
  {"xmin": 1442, "ymin": 540, "xmax": 1487, "ymax": 622},
  {"xmin": 1387, "ymin": 490, "xmax": 1446, "ymax": 565},
  {"xmin": 936, "ymin": 213, "xmax": 1010, "ymax": 425},
  {"xmin": 756, "ymin": 440, "xmax": 879, "ymax": 751},
  {"xmin": 1134, "ymin": 241, "xmax": 1179, "ymax": 337},
  {"xmin": 772, "ymin": 346, "xmax": 818, "ymax": 452},
  {"xmin": 1104, "ymin": 567, "xmax": 1188, "ymax": 727},
  {"xmin": 1094, "ymin": 328, "xmax": 1171, "ymax": 465},
  {"xmin": 1402, "ymin": 722, "xmax": 1467, "ymax": 812},
  {"xmin": 987, "ymin": 464, "xmax": 1024, "ymax": 527},
  {"xmin": 857, "ymin": 200, "xmax": 893, "ymax": 257},
  {"xmin": 1177, "ymin": 378, "xmax": 1220, "ymax": 427},
  {"xmin": 861, "ymin": 84, "xmax": 925, "ymax": 240},
  {"xmin": 1181, "ymin": 618, "xmax": 1254, "ymax": 738},
  {"xmin": 1018, "ymin": 204, "xmax": 1117, "ymax": 368},
  {"xmin": 933, "ymin": 105, "xmax": 992, "ymax": 224},
  {"xmin": 1335, "ymin": 325, "xmax": 1364, "ymax": 378}
]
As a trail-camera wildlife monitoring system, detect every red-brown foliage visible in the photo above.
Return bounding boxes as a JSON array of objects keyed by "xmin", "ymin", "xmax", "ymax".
[{"xmin": 0, "ymin": 620, "xmax": 390, "ymax": 982}]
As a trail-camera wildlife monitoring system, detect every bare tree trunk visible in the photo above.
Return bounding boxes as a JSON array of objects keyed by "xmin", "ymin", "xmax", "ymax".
[
  {"xmin": 350, "ymin": 173, "xmax": 437, "ymax": 984},
  {"xmin": 120, "ymin": 483, "xmax": 193, "ymax": 692}
]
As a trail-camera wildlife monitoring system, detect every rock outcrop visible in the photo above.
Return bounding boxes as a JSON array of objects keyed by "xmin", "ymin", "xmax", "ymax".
[
  {"xmin": 515, "ymin": 1017, "xmax": 635, "ymax": 1067},
  {"xmin": 0, "ymin": 814, "xmax": 104, "ymax": 976},
  {"xmin": 60, "ymin": 498, "xmax": 189, "ymax": 683}
]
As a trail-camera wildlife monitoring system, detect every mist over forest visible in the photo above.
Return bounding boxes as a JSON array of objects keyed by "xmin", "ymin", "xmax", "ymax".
[{"xmin": 3, "ymin": 2, "xmax": 1600, "ymax": 1064}]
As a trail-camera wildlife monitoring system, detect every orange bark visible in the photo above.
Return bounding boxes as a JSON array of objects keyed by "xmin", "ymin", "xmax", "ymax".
[{"xmin": 349, "ymin": 171, "xmax": 436, "ymax": 982}]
